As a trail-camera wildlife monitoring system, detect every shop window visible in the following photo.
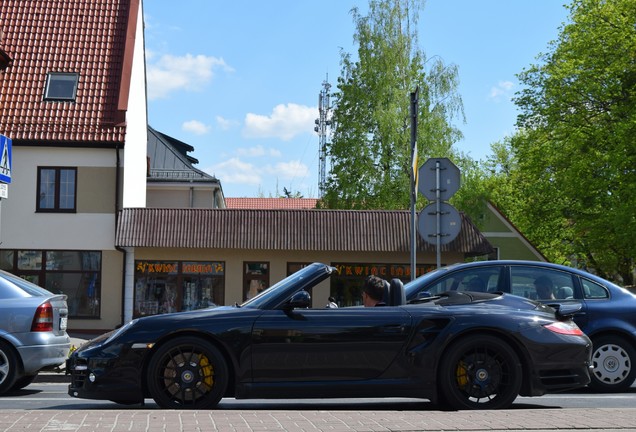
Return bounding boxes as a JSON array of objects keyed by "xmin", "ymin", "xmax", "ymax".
[
  {"xmin": 0, "ymin": 249, "xmax": 101, "ymax": 318},
  {"xmin": 133, "ymin": 261, "xmax": 225, "ymax": 317},
  {"xmin": 134, "ymin": 261, "xmax": 179, "ymax": 317},
  {"xmin": 44, "ymin": 72, "xmax": 79, "ymax": 101},
  {"xmin": 330, "ymin": 262, "xmax": 435, "ymax": 306},
  {"xmin": 37, "ymin": 167, "xmax": 77, "ymax": 212},
  {"xmin": 244, "ymin": 262, "xmax": 269, "ymax": 301},
  {"xmin": 181, "ymin": 262, "xmax": 225, "ymax": 310}
]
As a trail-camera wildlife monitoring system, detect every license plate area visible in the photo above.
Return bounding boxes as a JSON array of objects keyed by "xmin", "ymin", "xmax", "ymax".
[{"xmin": 60, "ymin": 317, "xmax": 68, "ymax": 330}]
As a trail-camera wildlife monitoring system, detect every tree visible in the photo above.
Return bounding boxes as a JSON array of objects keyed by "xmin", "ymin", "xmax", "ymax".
[
  {"xmin": 322, "ymin": 0, "xmax": 464, "ymax": 210},
  {"xmin": 506, "ymin": 0, "xmax": 636, "ymax": 284}
]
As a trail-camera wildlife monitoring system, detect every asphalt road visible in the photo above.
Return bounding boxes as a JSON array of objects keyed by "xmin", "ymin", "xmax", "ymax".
[{"xmin": 2, "ymin": 382, "xmax": 636, "ymax": 410}]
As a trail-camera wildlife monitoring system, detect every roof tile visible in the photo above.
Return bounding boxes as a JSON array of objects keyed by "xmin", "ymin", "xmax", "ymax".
[{"xmin": 0, "ymin": 0, "xmax": 135, "ymax": 144}]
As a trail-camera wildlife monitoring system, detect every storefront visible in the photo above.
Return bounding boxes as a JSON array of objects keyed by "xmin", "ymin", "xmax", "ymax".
[
  {"xmin": 133, "ymin": 260, "xmax": 225, "ymax": 317},
  {"xmin": 330, "ymin": 262, "xmax": 436, "ymax": 306}
]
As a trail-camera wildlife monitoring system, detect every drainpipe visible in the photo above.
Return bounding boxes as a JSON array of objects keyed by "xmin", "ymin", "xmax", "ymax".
[{"xmin": 114, "ymin": 144, "xmax": 127, "ymax": 328}]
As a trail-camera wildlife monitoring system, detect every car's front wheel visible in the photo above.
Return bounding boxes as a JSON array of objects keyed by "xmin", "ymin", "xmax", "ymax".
[
  {"xmin": 438, "ymin": 335, "xmax": 522, "ymax": 410},
  {"xmin": 147, "ymin": 336, "xmax": 228, "ymax": 409},
  {"xmin": 589, "ymin": 335, "xmax": 636, "ymax": 392}
]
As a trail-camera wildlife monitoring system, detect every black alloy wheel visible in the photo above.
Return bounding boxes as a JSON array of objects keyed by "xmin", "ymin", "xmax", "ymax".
[
  {"xmin": 438, "ymin": 335, "xmax": 522, "ymax": 410},
  {"xmin": 147, "ymin": 336, "xmax": 228, "ymax": 409}
]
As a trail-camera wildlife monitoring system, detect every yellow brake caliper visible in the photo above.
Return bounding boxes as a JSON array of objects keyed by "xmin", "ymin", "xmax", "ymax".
[
  {"xmin": 456, "ymin": 360, "xmax": 469, "ymax": 387},
  {"xmin": 200, "ymin": 355, "xmax": 214, "ymax": 388}
]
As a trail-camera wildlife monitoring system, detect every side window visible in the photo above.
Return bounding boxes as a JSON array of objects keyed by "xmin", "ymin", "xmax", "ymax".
[
  {"xmin": 426, "ymin": 267, "xmax": 502, "ymax": 295},
  {"xmin": 581, "ymin": 278, "xmax": 609, "ymax": 299},
  {"xmin": 37, "ymin": 167, "xmax": 77, "ymax": 212},
  {"xmin": 510, "ymin": 266, "xmax": 575, "ymax": 300}
]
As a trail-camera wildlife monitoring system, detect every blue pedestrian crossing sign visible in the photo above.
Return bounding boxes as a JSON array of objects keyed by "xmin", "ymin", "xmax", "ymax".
[{"xmin": 0, "ymin": 134, "xmax": 11, "ymax": 184}]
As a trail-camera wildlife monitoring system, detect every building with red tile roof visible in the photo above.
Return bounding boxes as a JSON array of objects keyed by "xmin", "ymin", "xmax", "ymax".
[
  {"xmin": 0, "ymin": 0, "xmax": 147, "ymax": 331},
  {"xmin": 225, "ymin": 197, "xmax": 318, "ymax": 210}
]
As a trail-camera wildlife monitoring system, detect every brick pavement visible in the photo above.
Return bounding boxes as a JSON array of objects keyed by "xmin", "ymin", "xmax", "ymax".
[{"xmin": 0, "ymin": 408, "xmax": 635, "ymax": 432}]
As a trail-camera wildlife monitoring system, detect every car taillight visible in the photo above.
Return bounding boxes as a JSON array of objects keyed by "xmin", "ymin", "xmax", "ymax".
[
  {"xmin": 544, "ymin": 321, "xmax": 584, "ymax": 336},
  {"xmin": 32, "ymin": 302, "xmax": 54, "ymax": 332}
]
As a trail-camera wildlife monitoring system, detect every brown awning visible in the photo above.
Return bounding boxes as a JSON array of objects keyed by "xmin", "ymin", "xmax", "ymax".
[{"xmin": 116, "ymin": 208, "xmax": 493, "ymax": 257}]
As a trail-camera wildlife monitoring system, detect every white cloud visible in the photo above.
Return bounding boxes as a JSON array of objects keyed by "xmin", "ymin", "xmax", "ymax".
[
  {"xmin": 206, "ymin": 157, "xmax": 308, "ymax": 188},
  {"xmin": 216, "ymin": 116, "xmax": 240, "ymax": 131},
  {"xmin": 182, "ymin": 120, "xmax": 211, "ymax": 135},
  {"xmin": 243, "ymin": 103, "xmax": 316, "ymax": 141},
  {"xmin": 489, "ymin": 81, "xmax": 515, "ymax": 101},
  {"xmin": 266, "ymin": 160, "xmax": 310, "ymax": 179},
  {"xmin": 208, "ymin": 158, "xmax": 261, "ymax": 185},
  {"xmin": 237, "ymin": 145, "xmax": 282, "ymax": 158},
  {"xmin": 147, "ymin": 53, "xmax": 234, "ymax": 100}
]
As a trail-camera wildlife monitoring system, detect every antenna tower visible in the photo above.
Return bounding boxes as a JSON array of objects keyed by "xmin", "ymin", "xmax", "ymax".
[{"xmin": 314, "ymin": 77, "xmax": 332, "ymax": 198}]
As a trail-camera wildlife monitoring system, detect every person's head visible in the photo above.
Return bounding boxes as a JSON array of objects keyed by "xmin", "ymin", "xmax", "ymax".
[
  {"xmin": 362, "ymin": 275, "xmax": 386, "ymax": 307},
  {"xmin": 534, "ymin": 276, "xmax": 554, "ymax": 299}
]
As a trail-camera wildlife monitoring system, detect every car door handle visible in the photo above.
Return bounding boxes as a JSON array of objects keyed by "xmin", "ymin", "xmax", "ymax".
[{"xmin": 382, "ymin": 324, "xmax": 406, "ymax": 333}]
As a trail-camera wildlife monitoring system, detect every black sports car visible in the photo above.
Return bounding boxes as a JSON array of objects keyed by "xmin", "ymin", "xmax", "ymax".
[{"xmin": 67, "ymin": 262, "xmax": 592, "ymax": 410}]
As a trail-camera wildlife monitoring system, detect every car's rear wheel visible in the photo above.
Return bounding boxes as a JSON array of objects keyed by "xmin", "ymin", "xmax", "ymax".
[
  {"xmin": 0, "ymin": 341, "xmax": 19, "ymax": 394},
  {"xmin": 589, "ymin": 335, "xmax": 636, "ymax": 392},
  {"xmin": 438, "ymin": 335, "xmax": 522, "ymax": 410},
  {"xmin": 147, "ymin": 337, "xmax": 228, "ymax": 409}
]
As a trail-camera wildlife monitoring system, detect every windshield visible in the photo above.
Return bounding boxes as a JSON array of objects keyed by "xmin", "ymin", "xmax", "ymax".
[
  {"xmin": 403, "ymin": 265, "xmax": 455, "ymax": 298},
  {"xmin": 240, "ymin": 263, "xmax": 331, "ymax": 309}
]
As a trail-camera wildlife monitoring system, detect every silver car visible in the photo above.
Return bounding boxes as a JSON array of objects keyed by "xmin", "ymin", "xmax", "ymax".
[{"xmin": 0, "ymin": 270, "xmax": 71, "ymax": 393}]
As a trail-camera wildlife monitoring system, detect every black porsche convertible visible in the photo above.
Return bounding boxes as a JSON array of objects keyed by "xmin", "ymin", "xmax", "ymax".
[{"xmin": 67, "ymin": 262, "xmax": 592, "ymax": 410}]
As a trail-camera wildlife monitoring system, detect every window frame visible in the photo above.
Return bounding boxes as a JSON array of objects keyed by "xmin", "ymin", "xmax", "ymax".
[
  {"xmin": 36, "ymin": 167, "xmax": 77, "ymax": 213},
  {"xmin": 44, "ymin": 72, "xmax": 79, "ymax": 102},
  {"xmin": 0, "ymin": 249, "xmax": 102, "ymax": 319},
  {"xmin": 243, "ymin": 261, "xmax": 269, "ymax": 301}
]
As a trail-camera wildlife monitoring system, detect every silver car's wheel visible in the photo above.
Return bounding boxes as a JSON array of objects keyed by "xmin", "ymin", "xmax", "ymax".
[
  {"xmin": 0, "ymin": 341, "xmax": 19, "ymax": 394},
  {"xmin": 590, "ymin": 335, "xmax": 636, "ymax": 393}
]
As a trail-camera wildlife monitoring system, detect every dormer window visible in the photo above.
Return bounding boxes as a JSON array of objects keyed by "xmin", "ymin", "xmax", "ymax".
[{"xmin": 44, "ymin": 72, "xmax": 79, "ymax": 101}]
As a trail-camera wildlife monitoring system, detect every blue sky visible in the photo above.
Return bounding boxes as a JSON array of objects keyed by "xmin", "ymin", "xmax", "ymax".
[{"xmin": 143, "ymin": 0, "xmax": 570, "ymax": 198}]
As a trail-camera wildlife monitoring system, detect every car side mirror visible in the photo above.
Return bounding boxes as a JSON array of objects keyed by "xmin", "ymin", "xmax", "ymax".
[{"xmin": 287, "ymin": 290, "xmax": 311, "ymax": 309}]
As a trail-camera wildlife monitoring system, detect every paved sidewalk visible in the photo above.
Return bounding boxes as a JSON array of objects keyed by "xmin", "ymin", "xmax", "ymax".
[{"xmin": 0, "ymin": 408, "xmax": 635, "ymax": 431}]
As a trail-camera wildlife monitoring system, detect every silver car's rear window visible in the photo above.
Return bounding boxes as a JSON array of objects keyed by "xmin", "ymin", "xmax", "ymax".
[{"xmin": 0, "ymin": 270, "xmax": 50, "ymax": 299}]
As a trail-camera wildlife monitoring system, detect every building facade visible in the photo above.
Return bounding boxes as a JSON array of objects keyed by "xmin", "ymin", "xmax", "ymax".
[{"xmin": 0, "ymin": 0, "xmax": 147, "ymax": 331}]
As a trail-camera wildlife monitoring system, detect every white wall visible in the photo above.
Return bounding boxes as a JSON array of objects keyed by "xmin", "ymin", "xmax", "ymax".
[
  {"xmin": 0, "ymin": 147, "xmax": 116, "ymax": 250},
  {"xmin": 122, "ymin": 0, "xmax": 148, "ymax": 208}
]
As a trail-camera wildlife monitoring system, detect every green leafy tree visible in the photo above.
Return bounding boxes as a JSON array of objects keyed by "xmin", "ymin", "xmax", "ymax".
[
  {"xmin": 505, "ymin": 0, "xmax": 636, "ymax": 284},
  {"xmin": 322, "ymin": 0, "xmax": 464, "ymax": 210}
]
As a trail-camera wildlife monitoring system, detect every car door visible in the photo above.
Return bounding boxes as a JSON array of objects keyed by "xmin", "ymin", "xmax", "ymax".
[{"xmin": 250, "ymin": 306, "xmax": 411, "ymax": 382}]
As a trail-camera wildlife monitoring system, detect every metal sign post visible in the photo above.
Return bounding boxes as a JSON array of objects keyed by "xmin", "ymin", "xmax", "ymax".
[
  {"xmin": 417, "ymin": 157, "xmax": 461, "ymax": 268},
  {"xmin": 409, "ymin": 88, "xmax": 419, "ymax": 281}
]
